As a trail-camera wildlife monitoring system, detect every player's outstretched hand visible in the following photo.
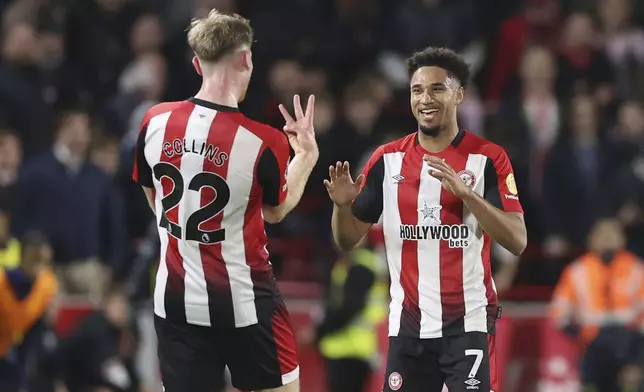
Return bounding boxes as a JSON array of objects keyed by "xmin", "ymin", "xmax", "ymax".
[
  {"xmin": 278, "ymin": 94, "xmax": 318, "ymax": 157},
  {"xmin": 424, "ymin": 155, "xmax": 472, "ymax": 199},
  {"xmin": 324, "ymin": 161, "xmax": 364, "ymax": 207}
]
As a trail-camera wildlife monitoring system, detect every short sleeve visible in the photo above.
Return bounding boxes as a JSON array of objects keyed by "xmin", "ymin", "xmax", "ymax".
[
  {"xmin": 483, "ymin": 149, "xmax": 523, "ymax": 214},
  {"xmin": 258, "ymin": 133, "xmax": 290, "ymax": 207},
  {"xmin": 352, "ymin": 148, "xmax": 385, "ymax": 224},
  {"xmin": 132, "ymin": 125, "xmax": 153, "ymax": 187}
]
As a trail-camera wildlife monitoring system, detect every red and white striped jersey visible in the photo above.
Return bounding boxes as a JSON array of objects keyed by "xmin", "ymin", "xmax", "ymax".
[
  {"xmin": 133, "ymin": 98, "xmax": 290, "ymax": 328},
  {"xmin": 352, "ymin": 130, "xmax": 523, "ymax": 338}
]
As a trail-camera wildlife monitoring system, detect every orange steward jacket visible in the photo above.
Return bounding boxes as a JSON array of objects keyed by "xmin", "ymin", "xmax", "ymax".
[
  {"xmin": 550, "ymin": 250, "xmax": 644, "ymax": 345},
  {"xmin": 0, "ymin": 268, "xmax": 57, "ymax": 357}
]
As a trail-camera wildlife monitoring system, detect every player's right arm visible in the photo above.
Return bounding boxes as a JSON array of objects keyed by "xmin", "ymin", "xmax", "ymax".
[
  {"xmin": 262, "ymin": 94, "xmax": 318, "ymax": 223},
  {"xmin": 327, "ymin": 147, "xmax": 385, "ymax": 250},
  {"xmin": 259, "ymin": 134, "xmax": 317, "ymax": 224}
]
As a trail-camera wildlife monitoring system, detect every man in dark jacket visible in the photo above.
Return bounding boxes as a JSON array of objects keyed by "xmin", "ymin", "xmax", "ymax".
[{"xmin": 56, "ymin": 287, "xmax": 140, "ymax": 392}]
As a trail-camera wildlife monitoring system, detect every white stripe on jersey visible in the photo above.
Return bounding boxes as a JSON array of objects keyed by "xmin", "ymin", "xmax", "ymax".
[
  {"xmin": 417, "ymin": 158, "xmax": 443, "ymax": 338},
  {"xmin": 181, "ymin": 106, "xmax": 218, "ymax": 325},
  {"xmin": 382, "ymin": 152, "xmax": 405, "ymax": 337},
  {"xmin": 221, "ymin": 126, "xmax": 263, "ymax": 327},
  {"xmin": 462, "ymin": 153, "xmax": 489, "ymax": 333},
  {"xmin": 145, "ymin": 111, "xmax": 173, "ymax": 319}
]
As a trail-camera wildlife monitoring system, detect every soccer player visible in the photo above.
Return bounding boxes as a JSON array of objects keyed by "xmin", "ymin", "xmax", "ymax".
[
  {"xmin": 132, "ymin": 10, "xmax": 318, "ymax": 392},
  {"xmin": 325, "ymin": 47, "xmax": 527, "ymax": 392}
]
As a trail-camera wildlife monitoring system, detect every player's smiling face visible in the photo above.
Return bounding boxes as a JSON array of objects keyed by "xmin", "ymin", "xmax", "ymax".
[{"xmin": 410, "ymin": 66, "xmax": 463, "ymax": 136}]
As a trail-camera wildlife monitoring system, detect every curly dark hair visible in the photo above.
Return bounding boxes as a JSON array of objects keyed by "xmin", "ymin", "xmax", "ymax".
[{"xmin": 406, "ymin": 47, "xmax": 470, "ymax": 88}]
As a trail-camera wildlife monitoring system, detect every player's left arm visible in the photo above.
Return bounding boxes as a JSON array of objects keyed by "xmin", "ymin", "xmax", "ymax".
[
  {"xmin": 492, "ymin": 242, "xmax": 520, "ymax": 295},
  {"xmin": 132, "ymin": 124, "xmax": 156, "ymax": 214},
  {"xmin": 427, "ymin": 150, "xmax": 527, "ymax": 255},
  {"xmin": 465, "ymin": 150, "xmax": 526, "ymax": 255}
]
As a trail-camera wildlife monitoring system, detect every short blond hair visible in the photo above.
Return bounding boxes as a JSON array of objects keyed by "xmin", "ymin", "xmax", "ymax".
[{"xmin": 187, "ymin": 9, "xmax": 253, "ymax": 63}]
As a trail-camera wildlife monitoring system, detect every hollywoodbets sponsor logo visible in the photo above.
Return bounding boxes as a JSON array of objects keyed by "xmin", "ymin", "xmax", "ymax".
[{"xmin": 399, "ymin": 224, "xmax": 470, "ymax": 248}]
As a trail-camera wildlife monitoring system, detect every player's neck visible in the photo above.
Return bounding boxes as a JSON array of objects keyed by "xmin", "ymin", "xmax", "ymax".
[
  {"xmin": 417, "ymin": 123, "xmax": 460, "ymax": 153},
  {"xmin": 194, "ymin": 73, "xmax": 241, "ymax": 109}
]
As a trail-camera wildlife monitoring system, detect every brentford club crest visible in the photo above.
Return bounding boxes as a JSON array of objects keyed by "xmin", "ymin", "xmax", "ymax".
[
  {"xmin": 388, "ymin": 372, "xmax": 403, "ymax": 391},
  {"xmin": 457, "ymin": 169, "xmax": 476, "ymax": 189}
]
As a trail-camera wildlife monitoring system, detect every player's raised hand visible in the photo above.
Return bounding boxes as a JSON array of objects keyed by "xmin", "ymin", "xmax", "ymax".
[
  {"xmin": 324, "ymin": 161, "xmax": 365, "ymax": 207},
  {"xmin": 278, "ymin": 94, "xmax": 318, "ymax": 156},
  {"xmin": 424, "ymin": 155, "xmax": 472, "ymax": 199}
]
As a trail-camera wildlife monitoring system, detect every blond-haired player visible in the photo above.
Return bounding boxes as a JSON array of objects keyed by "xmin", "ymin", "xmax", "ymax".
[{"xmin": 133, "ymin": 9, "xmax": 318, "ymax": 392}]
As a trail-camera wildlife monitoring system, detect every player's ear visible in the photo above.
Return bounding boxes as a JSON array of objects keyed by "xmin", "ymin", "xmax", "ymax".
[
  {"xmin": 240, "ymin": 49, "xmax": 252, "ymax": 72},
  {"xmin": 192, "ymin": 56, "xmax": 203, "ymax": 76},
  {"xmin": 455, "ymin": 86, "xmax": 464, "ymax": 105}
]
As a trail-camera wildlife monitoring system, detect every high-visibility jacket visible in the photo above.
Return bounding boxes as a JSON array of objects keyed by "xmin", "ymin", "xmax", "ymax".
[
  {"xmin": 550, "ymin": 250, "xmax": 644, "ymax": 344},
  {"xmin": 0, "ymin": 239, "xmax": 21, "ymax": 269},
  {"xmin": 0, "ymin": 268, "xmax": 57, "ymax": 357},
  {"xmin": 319, "ymin": 248, "xmax": 388, "ymax": 361}
]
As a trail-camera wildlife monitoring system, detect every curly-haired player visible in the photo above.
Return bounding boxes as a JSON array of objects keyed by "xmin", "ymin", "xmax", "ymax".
[{"xmin": 325, "ymin": 46, "xmax": 527, "ymax": 392}]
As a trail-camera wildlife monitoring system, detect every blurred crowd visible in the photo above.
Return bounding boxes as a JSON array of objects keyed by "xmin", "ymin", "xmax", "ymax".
[{"xmin": 0, "ymin": 0, "xmax": 643, "ymax": 391}]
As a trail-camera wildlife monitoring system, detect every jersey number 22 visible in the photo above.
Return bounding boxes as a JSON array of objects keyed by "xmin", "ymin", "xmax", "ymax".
[{"xmin": 153, "ymin": 162, "xmax": 230, "ymax": 244}]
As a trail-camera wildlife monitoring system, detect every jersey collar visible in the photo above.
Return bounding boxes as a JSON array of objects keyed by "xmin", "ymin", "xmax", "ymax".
[
  {"xmin": 414, "ymin": 128, "xmax": 466, "ymax": 148},
  {"xmin": 189, "ymin": 97, "xmax": 240, "ymax": 112}
]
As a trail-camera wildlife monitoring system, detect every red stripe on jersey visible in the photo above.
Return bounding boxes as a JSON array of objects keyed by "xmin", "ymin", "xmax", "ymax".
[
  {"xmin": 245, "ymin": 144, "xmax": 270, "ymax": 268},
  {"xmin": 439, "ymin": 152, "xmax": 468, "ymax": 333},
  {"xmin": 397, "ymin": 152, "xmax": 423, "ymax": 335},
  {"xmin": 159, "ymin": 106, "xmax": 193, "ymax": 322},
  {"xmin": 199, "ymin": 112, "xmax": 241, "ymax": 322},
  {"xmin": 270, "ymin": 302, "xmax": 299, "ymax": 376},
  {"xmin": 244, "ymin": 144, "xmax": 274, "ymax": 301}
]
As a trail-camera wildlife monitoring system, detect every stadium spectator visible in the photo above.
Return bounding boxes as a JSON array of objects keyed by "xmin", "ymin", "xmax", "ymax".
[
  {"xmin": 599, "ymin": 0, "xmax": 644, "ymax": 100},
  {"xmin": 556, "ymin": 12, "xmax": 614, "ymax": 104},
  {"xmin": 500, "ymin": 45, "xmax": 560, "ymax": 198},
  {"xmin": 129, "ymin": 13, "xmax": 163, "ymax": 56},
  {"xmin": 0, "ymin": 22, "xmax": 53, "ymax": 156},
  {"xmin": 38, "ymin": 20, "xmax": 86, "ymax": 113},
  {"xmin": 56, "ymin": 287, "xmax": 140, "ymax": 392},
  {"xmin": 263, "ymin": 59, "xmax": 305, "ymax": 129},
  {"xmin": 611, "ymin": 152, "xmax": 644, "ymax": 258},
  {"xmin": 550, "ymin": 219, "xmax": 644, "ymax": 392},
  {"xmin": 339, "ymin": 79, "xmax": 387, "ymax": 165},
  {"xmin": 608, "ymin": 102, "xmax": 644, "ymax": 256},
  {"xmin": 485, "ymin": 0, "xmax": 561, "ymax": 106},
  {"xmin": 495, "ymin": 46, "xmax": 559, "ymax": 245},
  {"xmin": 65, "ymin": 0, "xmax": 143, "ymax": 108},
  {"xmin": 107, "ymin": 13, "xmax": 166, "ymax": 141},
  {"xmin": 304, "ymin": 243, "xmax": 388, "ymax": 392},
  {"xmin": 0, "ymin": 232, "xmax": 58, "ymax": 392},
  {"xmin": 110, "ymin": 52, "xmax": 167, "ymax": 142},
  {"xmin": 543, "ymin": 94, "xmax": 614, "ymax": 256},
  {"xmin": 12, "ymin": 109, "xmax": 123, "ymax": 300},
  {"xmin": 610, "ymin": 100, "xmax": 644, "ymax": 168},
  {"xmin": 90, "ymin": 135, "xmax": 127, "ymax": 278}
]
